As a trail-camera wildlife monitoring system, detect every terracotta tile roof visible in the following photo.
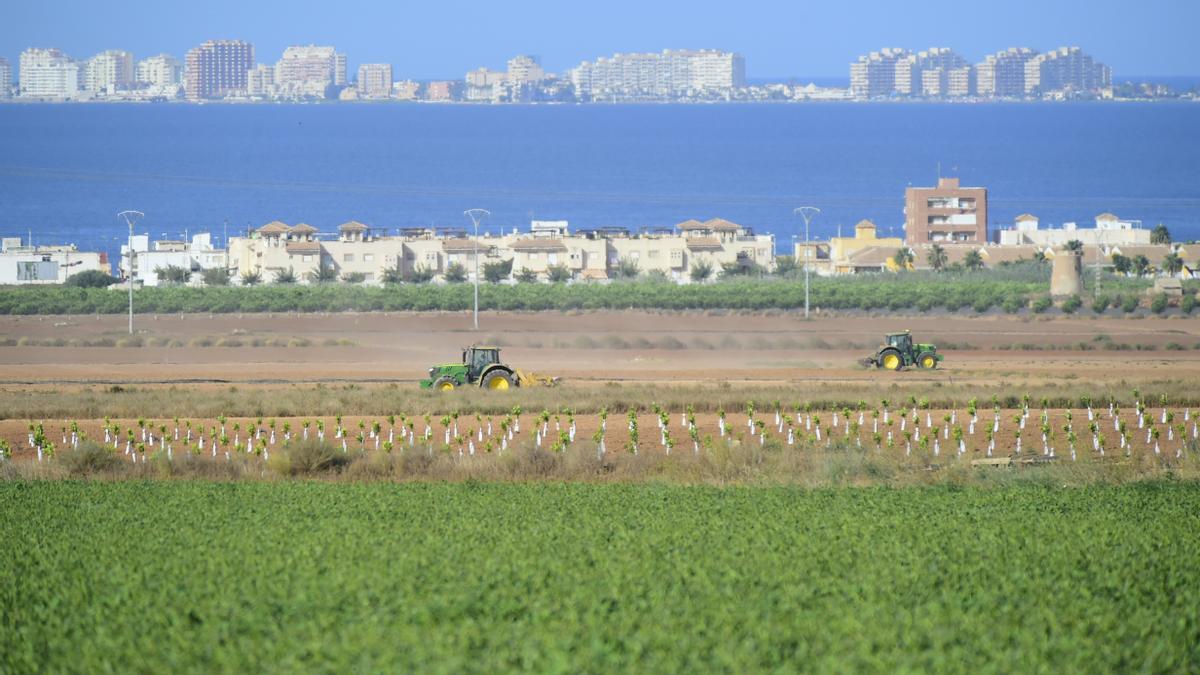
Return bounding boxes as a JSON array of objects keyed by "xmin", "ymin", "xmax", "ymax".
[
  {"xmin": 338, "ymin": 221, "xmax": 369, "ymax": 232},
  {"xmin": 676, "ymin": 219, "xmax": 707, "ymax": 231},
  {"xmin": 285, "ymin": 241, "xmax": 322, "ymax": 254},
  {"xmin": 1095, "ymin": 212, "xmax": 1120, "ymax": 221},
  {"xmin": 978, "ymin": 246, "xmax": 1040, "ymax": 265},
  {"xmin": 844, "ymin": 246, "xmax": 897, "ymax": 267},
  {"xmin": 290, "ymin": 223, "xmax": 318, "ymax": 234},
  {"xmin": 686, "ymin": 236, "xmax": 723, "ymax": 251},
  {"xmin": 1015, "ymin": 213, "xmax": 1038, "ymax": 222},
  {"xmin": 510, "ymin": 238, "xmax": 567, "ymax": 252},
  {"xmin": 702, "ymin": 217, "xmax": 741, "ymax": 232},
  {"xmin": 257, "ymin": 221, "xmax": 290, "ymax": 234},
  {"xmin": 442, "ymin": 239, "xmax": 486, "ymax": 252}
]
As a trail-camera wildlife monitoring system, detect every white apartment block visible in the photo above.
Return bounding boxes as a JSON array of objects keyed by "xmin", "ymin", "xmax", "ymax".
[
  {"xmin": 19, "ymin": 48, "xmax": 79, "ymax": 98},
  {"xmin": 357, "ymin": 64, "xmax": 392, "ymax": 99},
  {"xmin": 0, "ymin": 238, "xmax": 107, "ymax": 284},
  {"xmin": 246, "ymin": 64, "xmax": 276, "ymax": 97},
  {"xmin": 119, "ymin": 233, "xmax": 226, "ymax": 286},
  {"xmin": 1024, "ymin": 47, "xmax": 1111, "ymax": 95},
  {"xmin": 0, "ymin": 58, "xmax": 11, "ymax": 98},
  {"xmin": 998, "ymin": 213, "xmax": 1150, "ymax": 247},
  {"xmin": 975, "ymin": 47, "xmax": 1039, "ymax": 97},
  {"xmin": 135, "ymin": 54, "xmax": 181, "ymax": 87},
  {"xmin": 570, "ymin": 50, "xmax": 745, "ymax": 100},
  {"xmin": 274, "ymin": 45, "xmax": 346, "ymax": 98},
  {"xmin": 507, "ymin": 55, "xmax": 545, "ymax": 85},
  {"xmin": 849, "ymin": 48, "xmax": 908, "ymax": 98},
  {"xmin": 894, "ymin": 48, "xmax": 967, "ymax": 96},
  {"xmin": 230, "ymin": 217, "xmax": 774, "ymax": 284},
  {"xmin": 465, "ymin": 67, "xmax": 507, "ymax": 101},
  {"xmin": 81, "ymin": 50, "xmax": 134, "ymax": 94}
]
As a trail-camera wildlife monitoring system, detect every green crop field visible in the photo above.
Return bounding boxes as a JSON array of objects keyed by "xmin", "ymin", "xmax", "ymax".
[{"xmin": 2, "ymin": 481, "xmax": 1198, "ymax": 672}]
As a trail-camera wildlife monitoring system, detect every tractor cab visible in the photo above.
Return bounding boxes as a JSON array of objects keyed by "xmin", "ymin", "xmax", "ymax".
[
  {"xmin": 464, "ymin": 346, "xmax": 501, "ymax": 380},
  {"xmin": 885, "ymin": 331, "xmax": 912, "ymax": 352}
]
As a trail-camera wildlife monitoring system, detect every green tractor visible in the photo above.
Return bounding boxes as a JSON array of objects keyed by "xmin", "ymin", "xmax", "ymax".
[
  {"xmin": 862, "ymin": 331, "xmax": 943, "ymax": 371},
  {"xmin": 419, "ymin": 345, "xmax": 556, "ymax": 391}
]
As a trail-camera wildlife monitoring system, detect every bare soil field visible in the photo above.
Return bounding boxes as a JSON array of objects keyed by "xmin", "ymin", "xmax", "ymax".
[
  {"xmin": 2, "ymin": 311, "xmax": 1198, "ymax": 474},
  {"xmin": 0, "ymin": 310, "xmax": 1198, "ymax": 385}
]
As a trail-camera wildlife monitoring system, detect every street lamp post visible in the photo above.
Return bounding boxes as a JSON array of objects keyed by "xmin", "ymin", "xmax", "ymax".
[
  {"xmin": 793, "ymin": 207, "xmax": 821, "ymax": 319},
  {"xmin": 463, "ymin": 208, "xmax": 490, "ymax": 331},
  {"xmin": 117, "ymin": 210, "xmax": 144, "ymax": 335}
]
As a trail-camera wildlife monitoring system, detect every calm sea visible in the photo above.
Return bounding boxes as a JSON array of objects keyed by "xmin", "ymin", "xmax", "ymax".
[{"xmin": 1, "ymin": 102, "xmax": 1198, "ymax": 259}]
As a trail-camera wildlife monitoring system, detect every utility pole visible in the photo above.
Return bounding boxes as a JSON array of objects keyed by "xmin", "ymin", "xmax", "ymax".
[
  {"xmin": 117, "ymin": 210, "xmax": 144, "ymax": 335},
  {"xmin": 794, "ymin": 207, "xmax": 821, "ymax": 319},
  {"xmin": 464, "ymin": 209, "xmax": 490, "ymax": 331}
]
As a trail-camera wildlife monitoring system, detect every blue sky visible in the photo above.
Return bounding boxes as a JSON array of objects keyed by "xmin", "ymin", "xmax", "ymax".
[{"xmin": 5, "ymin": 0, "xmax": 1197, "ymax": 80}]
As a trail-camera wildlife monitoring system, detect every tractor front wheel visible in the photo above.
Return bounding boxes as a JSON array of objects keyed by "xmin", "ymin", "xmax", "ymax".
[
  {"xmin": 433, "ymin": 376, "xmax": 457, "ymax": 391},
  {"xmin": 482, "ymin": 370, "xmax": 514, "ymax": 391},
  {"xmin": 878, "ymin": 349, "xmax": 903, "ymax": 371},
  {"xmin": 917, "ymin": 353, "xmax": 937, "ymax": 370}
]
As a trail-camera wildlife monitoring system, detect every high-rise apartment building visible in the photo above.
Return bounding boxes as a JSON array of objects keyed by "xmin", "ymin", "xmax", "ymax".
[
  {"xmin": 184, "ymin": 40, "xmax": 254, "ymax": 100},
  {"xmin": 945, "ymin": 67, "xmax": 973, "ymax": 97},
  {"xmin": 274, "ymin": 45, "xmax": 346, "ymax": 98},
  {"xmin": 849, "ymin": 48, "xmax": 909, "ymax": 98},
  {"xmin": 81, "ymin": 50, "xmax": 134, "ymax": 94},
  {"xmin": 425, "ymin": 81, "xmax": 454, "ymax": 101},
  {"xmin": 19, "ymin": 48, "xmax": 79, "ymax": 98},
  {"xmin": 245, "ymin": 64, "xmax": 276, "ymax": 97},
  {"xmin": 904, "ymin": 177, "xmax": 988, "ymax": 244},
  {"xmin": 1024, "ymin": 47, "xmax": 1110, "ymax": 95},
  {"xmin": 356, "ymin": 63, "xmax": 392, "ymax": 99},
  {"xmin": 0, "ymin": 58, "xmax": 11, "ymax": 98},
  {"xmin": 975, "ymin": 48, "xmax": 1038, "ymax": 97},
  {"xmin": 570, "ymin": 49, "xmax": 744, "ymax": 100},
  {"xmin": 507, "ymin": 55, "xmax": 545, "ymax": 85},
  {"xmin": 894, "ymin": 48, "xmax": 967, "ymax": 96},
  {"xmin": 136, "ymin": 54, "xmax": 181, "ymax": 87}
]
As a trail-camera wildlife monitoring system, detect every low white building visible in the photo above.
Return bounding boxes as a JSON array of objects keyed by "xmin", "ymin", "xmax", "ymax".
[
  {"xmin": 997, "ymin": 212, "xmax": 1152, "ymax": 247},
  {"xmin": 0, "ymin": 237, "xmax": 108, "ymax": 284},
  {"xmin": 119, "ymin": 233, "xmax": 227, "ymax": 286}
]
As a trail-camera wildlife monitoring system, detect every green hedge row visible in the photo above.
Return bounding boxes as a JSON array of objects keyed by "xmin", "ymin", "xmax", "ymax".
[{"xmin": 0, "ymin": 274, "xmax": 1154, "ymax": 315}]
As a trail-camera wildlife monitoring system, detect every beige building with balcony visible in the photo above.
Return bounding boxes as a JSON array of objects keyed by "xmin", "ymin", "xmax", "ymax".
[{"xmin": 228, "ymin": 217, "xmax": 775, "ymax": 284}]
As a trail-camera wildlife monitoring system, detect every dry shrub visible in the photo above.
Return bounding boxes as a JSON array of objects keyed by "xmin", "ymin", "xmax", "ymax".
[
  {"xmin": 56, "ymin": 441, "xmax": 122, "ymax": 477},
  {"xmin": 270, "ymin": 440, "xmax": 353, "ymax": 476}
]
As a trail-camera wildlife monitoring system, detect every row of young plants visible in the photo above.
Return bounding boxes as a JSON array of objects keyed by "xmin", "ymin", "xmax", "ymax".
[
  {"xmin": 8, "ymin": 390, "xmax": 1196, "ymax": 466},
  {"xmin": 0, "ymin": 274, "xmax": 1163, "ymax": 315}
]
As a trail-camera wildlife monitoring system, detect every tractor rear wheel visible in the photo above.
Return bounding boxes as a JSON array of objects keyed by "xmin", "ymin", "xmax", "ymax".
[
  {"xmin": 433, "ymin": 376, "xmax": 457, "ymax": 391},
  {"xmin": 878, "ymin": 349, "xmax": 903, "ymax": 371},
  {"xmin": 482, "ymin": 370, "xmax": 514, "ymax": 391},
  {"xmin": 917, "ymin": 353, "xmax": 937, "ymax": 370}
]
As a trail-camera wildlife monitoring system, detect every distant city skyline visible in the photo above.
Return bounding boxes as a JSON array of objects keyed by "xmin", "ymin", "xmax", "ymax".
[{"xmin": 4, "ymin": 0, "xmax": 1198, "ymax": 80}]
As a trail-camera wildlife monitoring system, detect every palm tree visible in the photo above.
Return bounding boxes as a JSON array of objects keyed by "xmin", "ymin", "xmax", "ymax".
[
  {"xmin": 240, "ymin": 270, "xmax": 262, "ymax": 286},
  {"xmin": 443, "ymin": 262, "xmax": 467, "ymax": 283},
  {"xmin": 273, "ymin": 267, "xmax": 297, "ymax": 284},
  {"xmin": 1150, "ymin": 223, "xmax": 1171, "ymax": 245},
  {"xmin": 1064, "ymin": 240, "xmax": 1084, "ymax": 254},
  {"xmin": 1162, "ymin": 252, "xmax": 1184, "ymax": 276},
  {"xmin": 1132, "ymin": 255, "xmax": 1152, "ymax": 277},
  {"xmin": 963, "ymin": 250, "xmax": 984, "ymax": 271},
  {"xmin": 927, "ymin": 244, "xmax": 948, "ymax": 272},
  {"xmin": 689, "ymin": 259, "xmax": 714, "ymax": 282},
  {"xmin": 306, "ymin": 263, "xmax": 338, "ymax": 284},
  {"xmin": 381, "ymin": 260, "xmax": 405, "ymax": 284},
  {"xmin": 893, "ymin": 248, "xmax": 913, "ymax": 270}
]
